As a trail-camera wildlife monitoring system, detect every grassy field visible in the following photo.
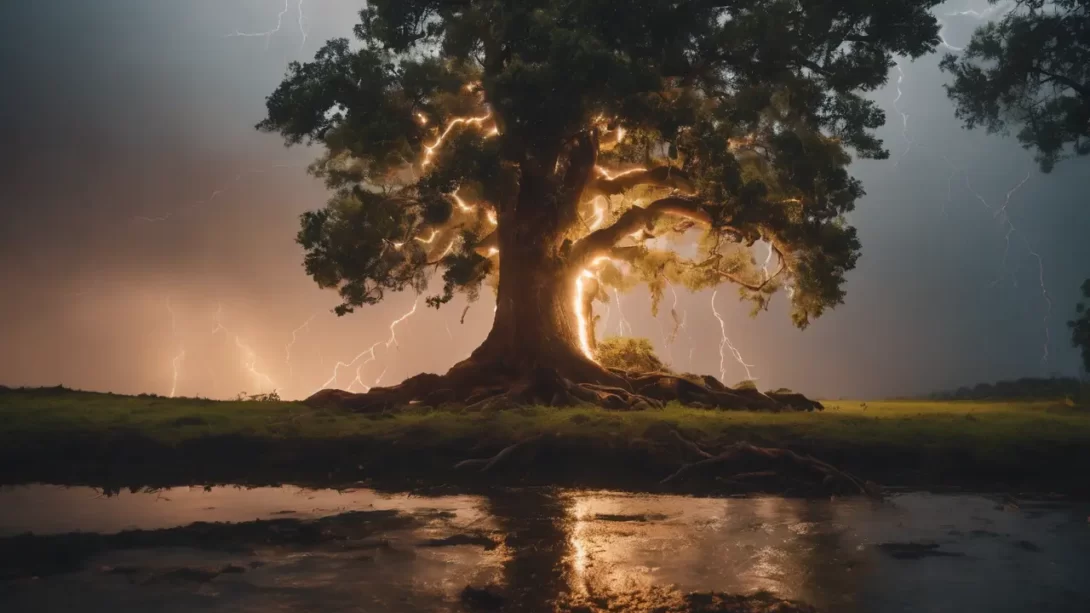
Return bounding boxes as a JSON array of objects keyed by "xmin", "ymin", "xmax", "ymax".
[{"xmin": 1, "ymin": 386, "xmax": 1088, "ymax": 494}]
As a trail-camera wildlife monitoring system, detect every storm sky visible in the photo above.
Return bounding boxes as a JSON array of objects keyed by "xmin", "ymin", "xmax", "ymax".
[{"xmin": 1, "ymin": 1, "xmax": 1088, "ymax": 400}]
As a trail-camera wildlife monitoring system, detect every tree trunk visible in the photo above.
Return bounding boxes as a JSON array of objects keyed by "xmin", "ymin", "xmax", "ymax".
[
  {"xmin": 447, "ymin": 165, "xmax": 621, "ymax": 388},
  {"xmin": 454, "ymin": 208, "xmax": 612, "ymax": 385}
]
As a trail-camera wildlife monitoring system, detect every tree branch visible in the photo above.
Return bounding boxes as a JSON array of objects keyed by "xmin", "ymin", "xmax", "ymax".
[
  {"xmin": 1035, "ymin": 67, "xmax": 1090, "ymax": 98},
  {"xmin": 571, "ymin": 197, "xmax": 713, "ymax": 266},
  {"xmin": 698, "ymin": 246, "xmax": 786, "ymax": 292},
  {"xmin": 587, "ymin": 166, "xmax": 695, "ymax": 198}
]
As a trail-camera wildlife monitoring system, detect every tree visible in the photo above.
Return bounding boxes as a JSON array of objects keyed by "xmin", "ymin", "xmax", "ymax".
[
  {"xmin": 259, "ymin": 0, "xmax": 942, "ymax": 410},
  {"xmin": 1070, "ymin": 279, "xmax": 1090, "ymax": 373},
  {"xmin": 940, "ymin": 0, "xmax": 1090, "ymax": 172}
]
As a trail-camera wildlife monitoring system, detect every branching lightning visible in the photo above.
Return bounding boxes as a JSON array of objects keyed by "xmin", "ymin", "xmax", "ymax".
[
  {"xmin": 166, "ymin": 297, "xmax": 186, "ymax": 397},
  {"xmin": 235, "ymin": 336, "xmax": 277, "ymax": 392},
  {"xmin": 959, "ymin": 168, "xmax": 1051, "ymax": 364},
  {"xmin": 421, "ymin": 112, "xmax": 494, "ymax": 168},
  {"xmin": 228, "ymin": 0, "xmax": 309, "ymax": 51},
  {"xmin": 313, "ymin": 301, "xmax": 419, "ymax": 393},
  {"xmin": 613, "ymin": 288, "xmax": 633, "ymax": 337},
  {"xmin": 285, "ymin": 311, "xmax": 318, "ymax": 383},
  {"xmin": 892, "ymin": 61, "xmax": 913, "ymax": 165},
  {"xmin": 710, "ymin": 289, "xmax": 756, "ymax": 384}
]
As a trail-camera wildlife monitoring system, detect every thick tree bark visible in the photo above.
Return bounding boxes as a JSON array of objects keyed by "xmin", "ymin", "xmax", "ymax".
[{"xmin": 451, "ymin": 177, "xmax": 617, "ymax": 387}]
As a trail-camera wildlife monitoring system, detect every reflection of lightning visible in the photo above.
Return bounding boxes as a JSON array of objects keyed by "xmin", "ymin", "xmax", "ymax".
[{"xmin": 710, "ymin": 289, "xmax": 755, "ymax": 384}]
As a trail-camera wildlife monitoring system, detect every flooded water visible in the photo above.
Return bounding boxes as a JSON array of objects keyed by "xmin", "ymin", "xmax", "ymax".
[{"xmin": 1, "ymin": 485, "xmax": 1088, "ymax": 612}]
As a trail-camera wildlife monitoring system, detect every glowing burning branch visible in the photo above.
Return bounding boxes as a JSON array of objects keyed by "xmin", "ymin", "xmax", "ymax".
[{"xmin": 420, "ymin": 111, "xmax": 494, "ymax": 168}]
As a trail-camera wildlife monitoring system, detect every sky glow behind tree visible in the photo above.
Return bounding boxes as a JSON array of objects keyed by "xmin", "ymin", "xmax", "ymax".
[{"xmin": 0, "ymin": 0, "xmax": 1088, "ymax": 400}]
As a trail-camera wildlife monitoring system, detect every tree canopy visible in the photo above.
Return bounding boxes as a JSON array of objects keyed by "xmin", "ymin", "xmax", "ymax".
[
  {"xmin": 941, "ymin": 0, "xmax": 1090, "ymax": 172},
  {"xmin": 258, "ymin": 0, "xmax": 943, "ymax": 338}
]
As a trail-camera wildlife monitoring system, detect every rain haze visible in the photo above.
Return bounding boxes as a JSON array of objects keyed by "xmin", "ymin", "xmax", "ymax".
[{"xmin": 1, "ymin": 0, "xmax": 1088, "ymax": 401}]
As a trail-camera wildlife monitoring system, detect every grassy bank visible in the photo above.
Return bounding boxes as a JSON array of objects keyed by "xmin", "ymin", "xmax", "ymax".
[{"xmin": 1, "ymin": 386, "xmax": 1088, "ymax": 495}]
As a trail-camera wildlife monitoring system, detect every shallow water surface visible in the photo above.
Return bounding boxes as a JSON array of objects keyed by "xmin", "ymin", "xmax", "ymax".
[{"xmin": 1, "ymin": 486, "xmax": 1088, "ymax": 612}]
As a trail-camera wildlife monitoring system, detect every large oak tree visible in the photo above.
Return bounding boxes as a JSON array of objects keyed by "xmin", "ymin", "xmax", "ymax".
[{"xmin": 259, "ymin": 0, "xmax": 942, "ymax": 409}]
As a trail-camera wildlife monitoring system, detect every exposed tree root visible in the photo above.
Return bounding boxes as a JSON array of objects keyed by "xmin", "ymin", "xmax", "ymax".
[
  {"xmin": 453, "ymin": 436, "xmax": 544, "ymax": 472},
  {"xmin": 663, "ymin": 430, "xmax": 882, "ymax": 498},
  {"xmin": 304, "ymin": 363, "xmax": 822, "ymax": 414}
]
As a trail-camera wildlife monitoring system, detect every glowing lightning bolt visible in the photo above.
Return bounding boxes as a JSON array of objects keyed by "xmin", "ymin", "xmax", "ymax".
[
  {"xmin": 710, "ymin": 289, "xmax": 756, "ymax": 385},
  {"xmin": 296, "ymin": 0, "xmax": 307, "ymax": 50},
  {"xmin": 893, "ymin": 61, "xmax": 912, "ymax": 165},
  {"xmin": 228, "ymin": 0, "xmax": 292, "ymax": 50},
  {"xmin": 235, "ymin": 337, "xmax": 277, "ymax": 392},
  {"xmin": 285, "ymin": 312, "xmax": 318, "ymax": 383},
  {"xmin": 169, "ymin": 350, "xmax": 186, "ymax": 399},
  {"xmin": 314, "ymin": 301, "xmax": 419, "ymax": 393},
  {"xmin": 575, "ymin": 270, "xmax": 597, "ymax": 360},
  {"xmin": 421, "ymin": 112, "xmax": 493, "ymax": 167},
  {"xmin": 963, "ymin": 169, "xmax": 1051, "ymax": 364},
  {"xmin": 166, "ymin": 297, "xmax": 185, "ymax": 398},
  {"xmin": 613, "ymin": 288, "xmax": 632, "ymax": 336}
]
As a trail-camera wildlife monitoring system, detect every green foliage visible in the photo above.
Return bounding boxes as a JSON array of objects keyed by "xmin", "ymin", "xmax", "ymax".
[
  {"xmin": 940, "ymin": 1, "xmax": 1090, "ymax": 172},
  {"xmin": 1070, "ymin": 278, "xmax": 1090, "ymax": 373},
  {"xmin": 596, "ymin": 336, "xmax": 669, "ymax": 373},
  {"xmin": 259, "ymin": 0, "xmax": 943, "ymax": 327}
]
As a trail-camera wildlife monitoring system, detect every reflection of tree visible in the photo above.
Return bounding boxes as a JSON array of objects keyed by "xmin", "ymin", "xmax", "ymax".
[{"xmin": 485, "ymin": 489, "xmax": 572, "ymax": 612}]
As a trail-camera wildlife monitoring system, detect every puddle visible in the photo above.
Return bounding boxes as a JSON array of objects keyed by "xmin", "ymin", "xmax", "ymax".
[{"xmin": 1, "ymin": 486, "xmax": 1087, "ymax": 612}]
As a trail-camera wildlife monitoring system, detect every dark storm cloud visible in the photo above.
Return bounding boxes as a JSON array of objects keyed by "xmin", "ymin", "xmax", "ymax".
[{"xmin": 0, "ymin": 1, "xmax": 1087, "ymax": 400}]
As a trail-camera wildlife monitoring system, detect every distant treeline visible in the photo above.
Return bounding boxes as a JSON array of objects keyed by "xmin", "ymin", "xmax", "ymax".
[{"xmin": 928, "ymin": 377, "xmax": 1087, "ymax": 401}]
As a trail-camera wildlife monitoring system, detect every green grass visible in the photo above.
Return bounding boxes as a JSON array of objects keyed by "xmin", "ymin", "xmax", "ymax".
[
  {"xmin": 2, "ymin": 386, "xmax": 1088, "ymax": 491},
  {"xmin": 3, "ymin": 386, "xmax": 1088, "ymax": 451}
]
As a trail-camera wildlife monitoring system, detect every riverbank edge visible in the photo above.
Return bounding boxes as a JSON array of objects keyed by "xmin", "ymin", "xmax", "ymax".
[{"xmin": 2, "ymin": 430, "xmax": 1087, "ymax": 498}]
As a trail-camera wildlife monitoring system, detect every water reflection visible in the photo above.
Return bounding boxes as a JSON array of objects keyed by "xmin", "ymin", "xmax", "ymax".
[{"xmin": 1, "ymin": 486, "xmax": 1088, "ymax": 612}]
